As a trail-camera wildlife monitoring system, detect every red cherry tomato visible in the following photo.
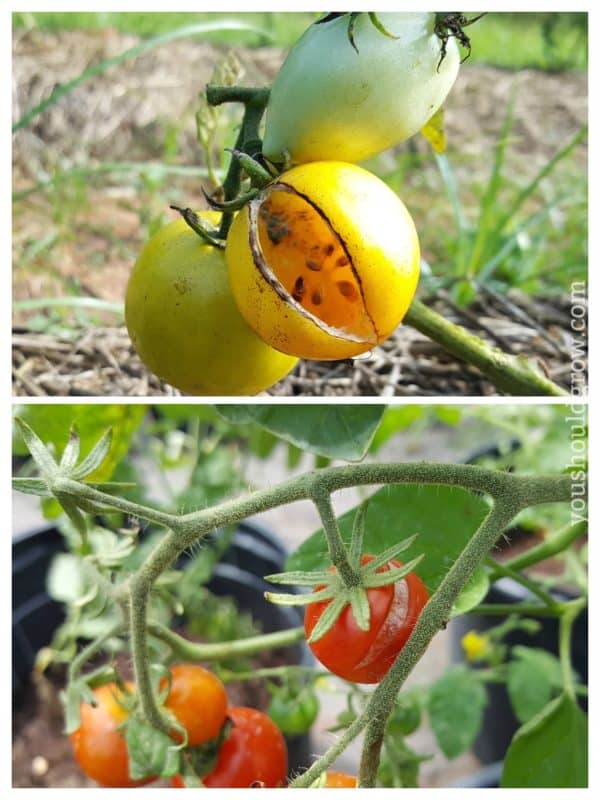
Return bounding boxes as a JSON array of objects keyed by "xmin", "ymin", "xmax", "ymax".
[
  {"xmin": 162, "ymin": 664, "xmax": 228, "ymax": 747},
  {"xmin": 304, "ymin": 555, "xmax": 429, "ymax": 683},
  {"xmin": 172, "ymin": 707, "xmax": 287, "ymax": 787},
  {"xmin": 70, "ymin": 683, "xmax": 152, "ymax": 787}
]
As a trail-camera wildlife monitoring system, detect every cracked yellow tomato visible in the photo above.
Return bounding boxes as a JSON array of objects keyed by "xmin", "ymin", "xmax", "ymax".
[
  {"xmin": 262, "ymin": 12, "xmax": 460, "ymax": 165},
  {"xmin": 225, "ymin": 162, "xmax": 420, "ymax": 360},
  {"xmin": 125, "ymin": 212, "xmax": 297, "ymax": 395}
]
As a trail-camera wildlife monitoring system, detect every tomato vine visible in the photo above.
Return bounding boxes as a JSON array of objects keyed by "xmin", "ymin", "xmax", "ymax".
[{"xmin": 13, "ymin": 418, "xmax": 577, "ymax": 786}]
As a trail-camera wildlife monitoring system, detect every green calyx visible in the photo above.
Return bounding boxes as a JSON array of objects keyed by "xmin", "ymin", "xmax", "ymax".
[{"xmin": 265, "ymin": 501, "xmax": 423, "ymax": 643}]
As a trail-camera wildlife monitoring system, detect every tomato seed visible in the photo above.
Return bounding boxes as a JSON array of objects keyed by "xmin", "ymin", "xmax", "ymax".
[
  {"xmin": 335, "ymin": 255, "xmax": 349, "ymax": 267},
  {"xmin": 311, "ymin": 290, "xmax": 323, "ymax": 305},
  {"xmin": 324, "ymin": 243, "xmax": 335, "ymax": 256},
  {"xmin": 337, "ymin": 281, "xmax": 357, "ymax": 299},
  {"xmin": 306, "ymin": 259, "xmax": 322, "ymax": 271}
]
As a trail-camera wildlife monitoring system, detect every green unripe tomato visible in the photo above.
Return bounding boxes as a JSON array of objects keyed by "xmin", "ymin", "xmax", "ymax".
[
  {"xmin": 125, "ymin": 213, "xmax": 298, "ymax": 395},
  {"xmin": 262, "ymin": 12, "xmax": 460, "ymax": 165},
  {"xmin": 267, "ymin": 687, "xmax": 319, "ymax": 736}
]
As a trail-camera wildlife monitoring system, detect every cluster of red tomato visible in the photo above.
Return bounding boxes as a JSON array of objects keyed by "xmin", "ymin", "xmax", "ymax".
[
  {"xmin": 71, "ymin": 663, "xmax": 360, "ymax": 788},
  {"xmin": 125, "ymin": 13, "xmax": 460, "ymax": 396},
  {"xmin": 71, "ymin": 664, "xmax": 289, "ymax": 788}
]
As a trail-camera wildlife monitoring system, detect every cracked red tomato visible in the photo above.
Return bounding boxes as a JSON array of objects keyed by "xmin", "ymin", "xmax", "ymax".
[
  {"xmin": 226, "ymin": 162, "xmax": 420, "ymax": 360},
  {"xmin": 304, "ymin": 555, "xmax": 429, "ymax": 683}
]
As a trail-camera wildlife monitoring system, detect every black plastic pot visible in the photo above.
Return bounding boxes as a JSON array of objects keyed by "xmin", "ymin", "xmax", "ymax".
[
  {"xmin": 450, "ymin": 579, "xmax": 588, "ymax": 765},
  {"xmin": 12, "ymin": 521, "xmax": 314, "ymax": 775}
]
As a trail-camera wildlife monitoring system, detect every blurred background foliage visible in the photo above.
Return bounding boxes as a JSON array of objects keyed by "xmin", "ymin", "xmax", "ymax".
[{"xmin": 12, "ymin": 12, "xmax": 588, "ymax": 70}]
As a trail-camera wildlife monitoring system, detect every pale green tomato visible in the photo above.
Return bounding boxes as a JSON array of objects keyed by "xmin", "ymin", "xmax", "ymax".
[{"xmin": 262, "ymin": 12, "xmax": 460, "ymax": 165}]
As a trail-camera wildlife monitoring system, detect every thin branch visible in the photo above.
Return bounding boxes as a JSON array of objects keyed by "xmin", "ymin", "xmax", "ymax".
[
  {"xmin": 312, "ymin": 490, "xmax": 359, "ymax": 587},
  {"xmin": 148, "ymin": 622, "xmax": 305, "ymax": 661},
  {"xmin": 404, "ymin": 299, "xmax": 567, "ymax": 397}
]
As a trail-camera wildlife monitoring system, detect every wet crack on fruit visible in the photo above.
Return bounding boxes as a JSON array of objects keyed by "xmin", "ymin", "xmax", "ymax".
[{"xmin": 247, "ymin": 182, "xmax": 381, "ymax": 346}]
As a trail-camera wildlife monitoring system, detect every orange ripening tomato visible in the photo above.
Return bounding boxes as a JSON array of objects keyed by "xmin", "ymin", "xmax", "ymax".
[
  {"xmin": 325, "ymin": 771, "xmax": 358, "ymax": 787},
  {"xmin": 304, "ymin": 555, "xmax": 429, "ymax": 683},
  {"xmin": 162, "ymin": 664, "xmax": 228, "ymax": 747},
  {"xmin": 70, "ymin": 683, "xmax": 153, "ymax": 788}
]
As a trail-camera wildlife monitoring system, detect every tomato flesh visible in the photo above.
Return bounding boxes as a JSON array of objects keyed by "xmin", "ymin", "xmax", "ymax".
[
  {"xmin": 255, "ymin": 188, "xmax": 374, "ymax": 341},
  {"xmin": 325, "ymin": 771, "xmax": 358, "ymax": 787}
]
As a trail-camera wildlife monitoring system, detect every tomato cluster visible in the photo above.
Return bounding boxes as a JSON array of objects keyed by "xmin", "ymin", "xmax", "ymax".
[
  {"xmin": 69, "ymin": 665, "xmax": 287, "ymax": 788},
  {"xmin": 125, "ymin": 13, "xmax": 460, "ymax": 394}
]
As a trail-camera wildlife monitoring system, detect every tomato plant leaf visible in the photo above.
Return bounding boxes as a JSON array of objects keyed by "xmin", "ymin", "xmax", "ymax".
[
  {"xmin": 70, "ymin": 428, "xmax": 113, "ymax": 480},
  {"xmin": 286, "ymin": 484, "xmax": 490, "ymax": 595},
  {"xmin": 59, "ymin": 426, "xmax": 81, "ymax": 471},
  {"xmin": 216, "ymin": 405, "xmax": 384, "ymax": 461},
  {"xmin": 501, "ymin": 693, "xmax": 588, "ymax": 787},
  {"xmin": 13, "ymin": 405, "xmax": 145, "ymax": 482},
  {"xmin": 126, "ymin": 717, "xmax": 181, "ymax": 780},
  {"xmin": 14, "ymin": 417, "xmax": 58, "ymax": 476},
  {"xmin": 428, "ymin": 666, "xmax": 487, "ymax": 758},
  {"xmin": 11, "ymin": 477, "xmax": 51, "ymax": 497},
  {"xmin": 451, "ymin": 564, "xmax": 489, "ymax": 617},
  {"xmin": 506, "ymin": 647, "xmax": 563, "ymax": 724}
]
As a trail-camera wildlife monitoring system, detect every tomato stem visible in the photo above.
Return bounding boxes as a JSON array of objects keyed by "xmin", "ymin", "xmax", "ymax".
[
  {"xmin": 205, "ymin": 84, "xmax": 271, "ymax": 240},
  {"xmin": 404, "ymin": 299, "xmax": 567, "ymax": 396},
  {"xmin": 148, "ymin": 622, "xmax": 306, "ymax": 662},
  {"xmin": 312, "ymin": 489, "xmax": 360, "ymax": 588}
]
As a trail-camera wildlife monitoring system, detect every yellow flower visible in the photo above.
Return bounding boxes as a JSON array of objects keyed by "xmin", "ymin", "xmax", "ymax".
[{"xmin": 461, "ymin": 630, "xmax": 489, "ymax": 661}]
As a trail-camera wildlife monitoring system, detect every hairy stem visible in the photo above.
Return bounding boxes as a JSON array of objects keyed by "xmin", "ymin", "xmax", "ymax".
[
  {"xmin": 484, "ymin": 556, "xmax": 560, "ymax": 608},
  {"xmin": 502, "ymin": 520, "xmax": 587, "ymax": 573},
  {"xmin": 404, "ymin": 300, "xmax": 567, "ymax": 396},
  {"xmin": 148, "ymin": 622, "xmax": 305, "ymax": 661},
  {"xmin": 67, "ymin": 621, "xmax": 122, "ymax": 685},
  {"xmin": 312, "ymin": 490, "xmax": 359, "ymax": 587},
  {"xmin": 219, "ymin": 665, "xmax": 322, "ymax": 683},
  {"xmin": 472, "ymin": 602, "xmax": 566, "ymax": 617},
  {"xmin": 204, "ymin": 84, "xmax": 271, "ymax": 239}
]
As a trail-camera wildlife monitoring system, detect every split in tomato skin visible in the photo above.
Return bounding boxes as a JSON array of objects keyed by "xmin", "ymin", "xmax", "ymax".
[
  {"xmin": 304, "ymin": 555, "xmax": 429, "ymax": 684},
  {"xmin": 70, "ymin": 683, "xmax": 153, "ymax": 788},
  {"xmin": 226, "ymin": 161, "xmax": 420, "ymax": 361},
  {"xmin": 172, "ymin": 706, "xmax": 288, "ymax": 788}
]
